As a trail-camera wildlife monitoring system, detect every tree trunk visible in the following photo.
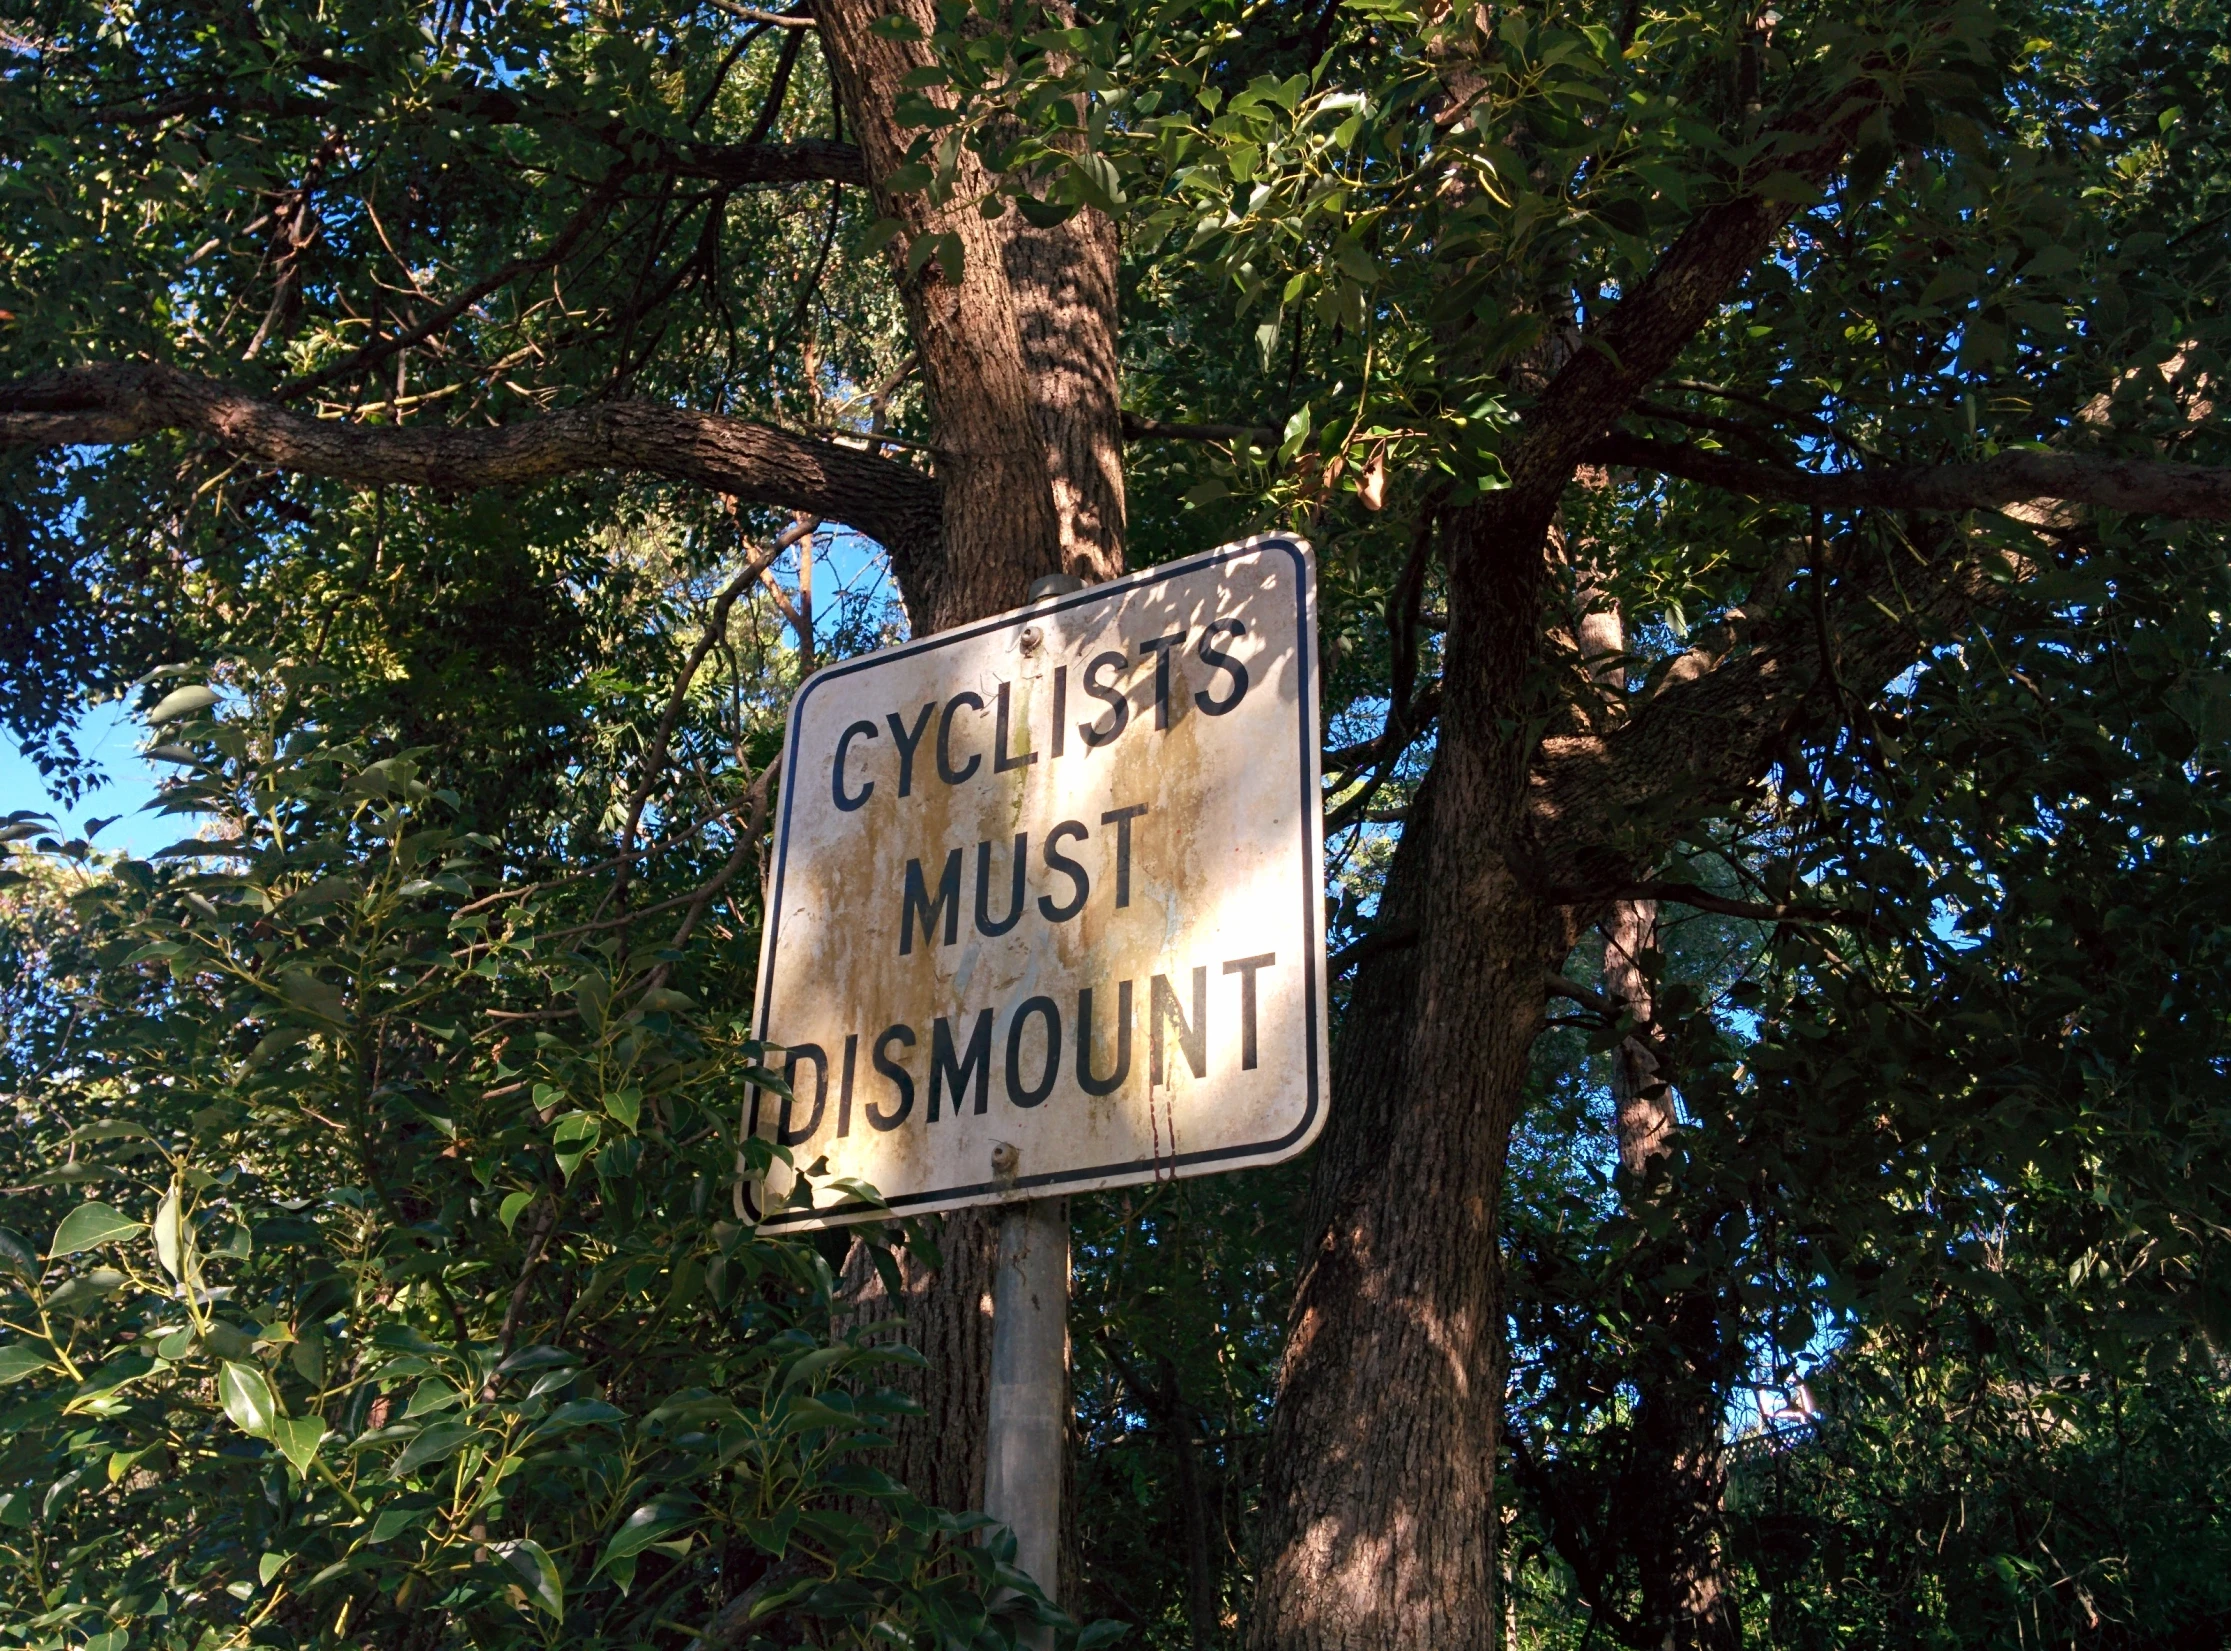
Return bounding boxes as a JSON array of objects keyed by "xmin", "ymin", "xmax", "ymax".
[
  {"xmin": 836, "ymin": 1211, "xmax": 1001, "ymax": 1512},
  {"xmin": 1600, "ymin": 886, "xmax": 1740, "ymax": 1651},
  {"xmin": 812, "ymin": 0, "xmax": 1125, "ymax": 1567},
  {"xmin": 1152, "ymin": 1355, "xmax": 1220, "ymax": 1650},
  {"xmin": 1581, "ymin": 597, "xmax": 1673, "ymax": 1180},
  {"xmin": 815, "ymin": 0, "xmax": 1120, "ymax": 632},
  {"xmin": 1253, "ymin": 498, "xmax": 1576, "ymax": 1651},
  {"xmin": 1569, "ymin": 596, "xmax": 1743, "ymax": 1650},
  {"xmin": 1621, "ymin": 1298, "xmax": 1742, "ymax": 1651}
]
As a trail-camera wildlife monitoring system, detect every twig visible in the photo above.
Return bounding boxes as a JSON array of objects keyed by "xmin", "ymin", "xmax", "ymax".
[{"xmin": 604, "ymin": 520, "xmax": 811, "ymax": 916}]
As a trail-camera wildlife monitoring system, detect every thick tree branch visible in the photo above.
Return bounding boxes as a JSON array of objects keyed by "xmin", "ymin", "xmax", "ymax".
[
  {"xmin": 701, "ymin": 0, "xmax": 820, "ymax": 25},
  {"xmin": 1528, "ymin": 520, "xmax": 1992, "ymax": 898},
  {"xmin": 1329, "ymin": 926, "xmax": 1418, "ymax": 981},
  {"xmin": 667, "ymin": 137, "xmax": 868, "ymax": 187},
  {"xmin": 1584, "ymin": 880, "xmax": 1868, "ymax": 930},
  {"xmin": 1591, "ymin": 430, "xmax": 2231, "ymax": 522},
  {"xmin": 1495, "ymin": 79, "xmax": 1899, "ymax": 523},
  {"xmin": 0, "ymin": 363, "xmax": 940, "ymax": 591}
]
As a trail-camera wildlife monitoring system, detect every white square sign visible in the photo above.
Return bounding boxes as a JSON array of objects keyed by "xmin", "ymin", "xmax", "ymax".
[{"xmin": 742, "ymin": 535, "xmax": 1327, "ymax": 1229}]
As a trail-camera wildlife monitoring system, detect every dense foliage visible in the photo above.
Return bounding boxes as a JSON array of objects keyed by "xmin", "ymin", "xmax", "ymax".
[
  {"xmin": 0, "ymin": 651, "xmax": 1106, "ymax": 1648},
  {"xmin": 7, "ymin": 0, "xmax": 2231, "ymax": 1646}
]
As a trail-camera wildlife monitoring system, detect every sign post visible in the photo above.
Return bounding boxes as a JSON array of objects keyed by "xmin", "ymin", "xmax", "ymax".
[
  {"xmin": 984, "ymin": 1197, "xmax": 1066, "ymax": 1641},
  {"xmin": 743, "ymin": 534, "xmax": 1328, "ymax": 1617}
]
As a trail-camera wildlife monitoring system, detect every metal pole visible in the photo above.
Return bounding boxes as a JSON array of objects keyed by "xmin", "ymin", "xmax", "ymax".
[{"xmin": 984, "ymin": 1194, "xmax": 1067, "ymax": 1641}]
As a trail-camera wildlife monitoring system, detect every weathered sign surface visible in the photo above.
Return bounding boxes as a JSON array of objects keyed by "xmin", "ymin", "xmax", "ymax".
[{"xmin": 743, "ymin": 535, "xmax": 1327, "ymax": 1229}]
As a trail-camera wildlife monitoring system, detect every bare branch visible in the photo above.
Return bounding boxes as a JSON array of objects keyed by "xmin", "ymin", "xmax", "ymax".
[
  {"xmin": 281, "ymin": 170, "xmax": 633, "ymax": 399},
  {"xmin": 607, "ymin": 518, "xmax": 813, "ymax": 915},
  {"xmin": 1542, "ymin": 970, "xmax": 1614, "ymax": 1016},
  {"xmin": 0, "ymin": 363, "xmax": 941, "ymax": 584},
  {"xmin": 1323, "ymin": 687, "xmax": 1442, "ymax": 777},
  {"xmin": 1590, "ymin": 430, "xmax": 2231, "ymax": 523}
]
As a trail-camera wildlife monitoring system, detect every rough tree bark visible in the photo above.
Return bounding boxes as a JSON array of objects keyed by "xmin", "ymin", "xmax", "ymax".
[
  {"xmin": 811, "ymin": 0, "xmax": 1123, "ymax": 1560},
  {"xmin": 1249, "ymin": 77, "xmax": 1907, "ymax": 1651},
  {"xmin": 1598, "ymin": 855, "xmax": 1741, "ymax": 1651},
  {"xmin": 1601, "ymin": 894, "xmax": 1670, "ymax": 1174},
  {"xmin": 1581, "ymin": 599, "xmax": 1675, "ymax": 1177},
  {"xmin": 816, "ymin": 0, "xmax": 1121, "ymax": 629}
]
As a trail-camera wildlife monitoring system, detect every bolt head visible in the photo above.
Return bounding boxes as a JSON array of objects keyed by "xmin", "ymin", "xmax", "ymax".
[
  {"xmin": 990, "ymin": 1142, "xmax": 1020, "ymax": 1176},
  {"xmin": 1019, "ymin": 624, "xmax": 1043, "ymax": 654}
]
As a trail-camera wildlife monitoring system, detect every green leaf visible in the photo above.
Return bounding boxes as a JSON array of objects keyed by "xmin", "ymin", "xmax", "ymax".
[
  {"xmin": 595, "ymin": 1496, "xmax": 698, "ymax": 1573},
  {"xmin": 48, "ymin": 1202, "xmax": 142, "ymax": 1258},
  {"xmin": 738, "ymin": 1506, "xmax": 800, "ymax": 1559},
  {"xmin": 1753, "ymin": 170, "xmax": 1824, "ymax": 206},
  {"xmin": 781, "ymin": 1344, "xmax": 852, "ymax": 1392},
  {"xmin": 496, "ymin": 1344, "xmax": 578, "ymax": 1376},
  {"xmin": 500, "ymin": 1539, "xmax": 564, "ymax": 1621},
  {"xmin": 402, "ymin": 1378, "xmax": 462, "ymax": 1419},
  {"xmin": 258, "ymin": 1551, "xmax": 289, "ymax": 1586},
  {"xmin": 0, "ymin": 1347, "xmax": 52, "ymax": 1385},
  {"xmin": 219, "ymin": 1362, "xmax": 278, "ymax": 1437},
  {"xmin": 1072, "ymin": 150, "xmax": 1126, "ymax": 211},
  {"xmin": 67, "ymin": 1119, "xmax": 152, "ymax": 1144},
  {"xmin": 572, "ymin": 970, "xmax": 610, "ymax": 1029},
  {"xmin": 498, "ymin": 1190, "xmax": 535, "ymax": 1233},
  {"xmin": 0, "ymin": 1227, "xmax": 36, "ymax": 1280},
  {"xmin": 393, "ymin": 1421, "xmax": 485, "ymax": 1474},
  {"xmin": 533, "ymin": 1398, "xmax": 626, "ymax": 1437},
  {"xmin": 47, "ymin": 1269, "xmax": 126, "ymax": 1316},
  {"xmin": 273, "ymin": 1416, "xmax": 326, "ymax": 1477},
  {"xmin": 145, "ymin": 684, "xmax": 217, "ymax": 724},
  {"xmin": 152, "ymin": 1186, "xmax": 184, "ymax": 1280},
  {"xmin": 370, "ymin": 1505, "xmax": 428, "ymax": 1543}
]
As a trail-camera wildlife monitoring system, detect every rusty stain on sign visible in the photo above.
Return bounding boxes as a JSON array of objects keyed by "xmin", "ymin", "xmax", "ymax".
[{"xmin": 741, "ymin": 535, "xmax": 1327, "ymax": 1229}]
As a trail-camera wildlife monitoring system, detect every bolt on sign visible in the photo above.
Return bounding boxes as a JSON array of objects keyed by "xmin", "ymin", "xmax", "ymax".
[{"xmin": 742, "ymin": 535, "xmax": 1329, "ymax": 1229}]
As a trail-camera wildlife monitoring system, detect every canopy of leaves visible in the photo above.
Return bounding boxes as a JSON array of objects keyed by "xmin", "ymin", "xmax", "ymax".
[{"xmin": 8, "ymin": 0, "xmax": 2231, "ymax": 1647}]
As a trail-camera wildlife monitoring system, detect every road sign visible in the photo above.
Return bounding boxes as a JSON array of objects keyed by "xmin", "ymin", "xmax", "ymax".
[{"xmin": 743, "ymin": 534, "xmax": 1328, "ymax": 1229}]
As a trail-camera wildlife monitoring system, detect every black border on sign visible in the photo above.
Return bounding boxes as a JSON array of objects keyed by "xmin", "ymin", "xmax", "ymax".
[{"xmin": 746, "ymin": 534, "xmax": 1321, "ymax": 1228}]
